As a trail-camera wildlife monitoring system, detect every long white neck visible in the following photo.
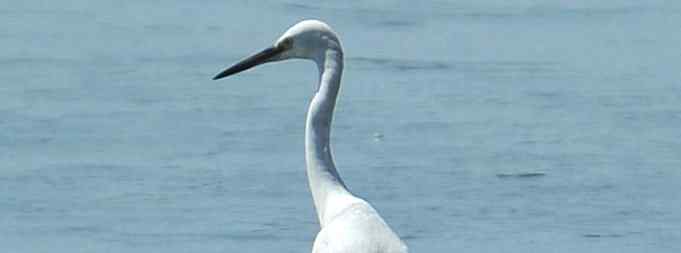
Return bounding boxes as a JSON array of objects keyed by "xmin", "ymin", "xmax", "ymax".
[{"xmin": 305, "ymin": 47, "xmax": 350, "ymax": 226}]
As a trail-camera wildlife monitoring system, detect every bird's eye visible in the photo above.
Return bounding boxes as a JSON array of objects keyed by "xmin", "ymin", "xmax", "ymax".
[{"xmin": 281, "ymin": 38, "xmax": 293, "ymax": 48}]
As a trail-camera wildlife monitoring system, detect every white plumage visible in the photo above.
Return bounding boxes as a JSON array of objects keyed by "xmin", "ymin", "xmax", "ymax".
[{"xmin": 213, "ymin": 20, "xmax": 408, "ymax": 253}]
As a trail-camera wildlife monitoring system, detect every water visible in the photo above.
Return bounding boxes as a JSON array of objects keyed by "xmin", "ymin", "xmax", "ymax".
[{"xmin": 2, "ymin": 0, "xmax": 680, "ymax": 252}]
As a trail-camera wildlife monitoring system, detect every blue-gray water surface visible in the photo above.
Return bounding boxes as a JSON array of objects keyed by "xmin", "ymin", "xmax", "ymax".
[{"xmin": 2, "ymin": 1, "xmax": 680, "ymax": 252}]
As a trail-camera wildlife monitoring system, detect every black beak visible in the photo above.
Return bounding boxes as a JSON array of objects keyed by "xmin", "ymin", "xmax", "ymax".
[{"xmin": 212, "ymin": 45, "xmax": 285, "ymax": 80}]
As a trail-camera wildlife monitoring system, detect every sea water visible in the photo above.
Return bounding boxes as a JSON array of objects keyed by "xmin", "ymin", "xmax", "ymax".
[{"xmin": 1, "ymin": 1, "xmax": 680, "ymax": 252}]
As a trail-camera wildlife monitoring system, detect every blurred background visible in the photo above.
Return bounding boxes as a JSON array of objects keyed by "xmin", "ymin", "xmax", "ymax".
[{"xmin": 1, "ymin": 0, "xmax": 680, "ymax": 252}]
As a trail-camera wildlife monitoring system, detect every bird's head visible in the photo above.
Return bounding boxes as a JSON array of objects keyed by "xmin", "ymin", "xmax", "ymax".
[{"xmin": 213, "ymin": 19, "xmax": 342, "ymax": 80}]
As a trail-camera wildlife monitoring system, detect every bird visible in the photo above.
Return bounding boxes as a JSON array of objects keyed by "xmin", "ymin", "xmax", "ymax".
[{"xmin": 212, "ymin": 20, "xmax": 408, "ymax": 253}]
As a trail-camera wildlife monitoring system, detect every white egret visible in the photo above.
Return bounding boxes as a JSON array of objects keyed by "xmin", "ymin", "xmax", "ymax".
[{"xmin": 213, "ymin": 20, "xmax": 408, "ymax": 253}]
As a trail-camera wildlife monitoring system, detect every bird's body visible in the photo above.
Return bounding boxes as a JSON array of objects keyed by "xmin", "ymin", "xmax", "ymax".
[
  {"xmin": 312, "ymin": 197, "xmax": 407, "ymax": 253},
  {"xmin": 213, "ymin": 20, "xmax": 407, "ymax": 253}
]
